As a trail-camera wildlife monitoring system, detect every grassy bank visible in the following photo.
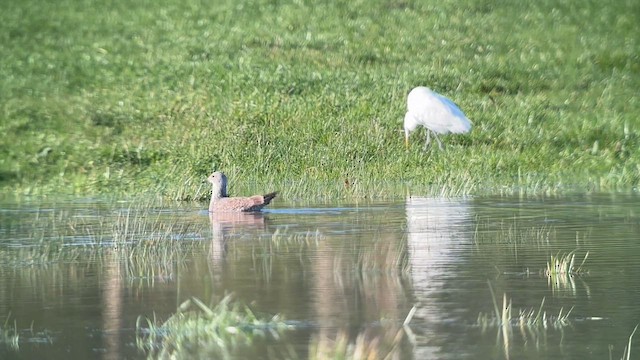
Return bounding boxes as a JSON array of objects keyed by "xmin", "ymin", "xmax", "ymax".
[{"xmin": 1, "ymin": 0, "xmax": 638, "ymax": 199}]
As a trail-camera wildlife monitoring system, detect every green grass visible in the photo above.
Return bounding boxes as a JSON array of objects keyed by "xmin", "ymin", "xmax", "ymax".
[
  {"xmin": 1, "ymin": 0, "xmax": 639, "ymax": 198},
  {"xmin": 545, "ymin": 250, "xmax": 589, "ymax": 294},
  {"xmin": 1, "ymin": 314, "xmax": 19, "ymax": 351},
  {"xmin": 136, "ymin": 295, "xmax": 294, "ymax": 359},
  {"xmin": 137, "ymin": 295, "xmax": 416, "ymax": 360},
  {"xmin": 478, "ymin": 283, "xmax": 573, "ymax": 353},
  {"xmin": 617, "ymin": 324, "xmax": 638, "ymax": 360}
]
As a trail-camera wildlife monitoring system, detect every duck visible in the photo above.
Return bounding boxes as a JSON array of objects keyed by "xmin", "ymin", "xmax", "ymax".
[{"xmin": 206, "ymin": 171, "xmax": 277, "ymax": 212}]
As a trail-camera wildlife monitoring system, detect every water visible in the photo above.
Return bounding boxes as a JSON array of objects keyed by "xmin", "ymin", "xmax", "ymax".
[{"xmin": 0, "ymin": 193, "xmax": 639, "ymax": 359}]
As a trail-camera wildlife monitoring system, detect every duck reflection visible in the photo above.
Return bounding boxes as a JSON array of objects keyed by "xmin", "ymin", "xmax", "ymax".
[{"xmin": 208, "ymin": 211, "xmax": 268, "ymax": 268}]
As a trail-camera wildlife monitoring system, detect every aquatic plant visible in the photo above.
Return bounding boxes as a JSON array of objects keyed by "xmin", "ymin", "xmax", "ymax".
[
  {"xmin": 0, "ymin": 201, "xmax": 211, "ymax": 288},
  {"xmin": 477, "ymin": 286, "xmax": 574, "ymax": 359},
  {"xmin": 266, "ymin": 227, "xmax": 323, "ymax": 249},
  {"xmin": 613, "ymin": 324, "xmax": 639, "ymax": 360},
  {"xmin": 110, "ymin": 205, "xmax": 209, "ymax": 284},
  {"xmin": 474, "ymin": 218, "xmax": 555, "ymax": 248},
  {"xmin": 545, "ymin": 251, "xmax": 589, "ymax": 294},
  {"xmin": 478, "ymin": 283, "xmax": 573, "ymax": 344},
  {"xmin": 0, "ymin": 314, "xmax": 19, "ymax": 351},
  {"xmin": 352, "ymin": 235, "xmax": 410, "ymax": 276},
  {"xmin": 136, "ymin": 295, "xmax": 293, "ymax": 359},
  {"xmin": 545, "ymin": 250, "xmax": 588, "ymax": 277}
]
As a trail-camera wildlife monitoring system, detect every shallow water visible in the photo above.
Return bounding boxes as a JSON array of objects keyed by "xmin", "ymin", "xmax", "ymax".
[{"xmin": 0, "ymin": 193, "xmax": 639, "ymax": 359}]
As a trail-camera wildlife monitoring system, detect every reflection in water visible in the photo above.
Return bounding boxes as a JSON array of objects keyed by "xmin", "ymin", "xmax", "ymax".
[
  {"xmin": 208, "ymin": 211, "xmax": 267, "ymax": 267},
  {"xmin": 102, "ymin": 253, "xmax": 122, "ymax": 360},
  {"xmin": 305, "ymin": 206, "xmax": 412, "ymax": 359},
  {"xmin": 405, "ymin": 196, "xmax": 472, "ymax": 358},
  {"xmin": 406, "ymin": 196, "xmax": 471, "ymax": 294},
  {"xmin": 2, "ymin": 194, "xmax": 640, "ymax": 359}
]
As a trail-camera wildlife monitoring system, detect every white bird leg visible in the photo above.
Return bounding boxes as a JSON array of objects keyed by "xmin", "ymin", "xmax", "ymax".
[
  {"xmin": 433, "ymin": 133, "xmax": 444, "ymax": 150},
  {"xmin": 423, "ymin": 130, "xmax": 444, "ymax": 150},
  {"xmin": 424, "ymin": 130, "xmax": 431, "ymax": 150}
]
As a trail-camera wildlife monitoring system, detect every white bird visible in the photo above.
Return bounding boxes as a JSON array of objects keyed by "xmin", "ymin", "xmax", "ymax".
[{"xmin": 403, "ymin": 86, "xmax": 472, "ymax": 150}]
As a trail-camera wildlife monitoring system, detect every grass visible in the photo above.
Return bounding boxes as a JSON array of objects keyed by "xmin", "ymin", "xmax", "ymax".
[
  {"xmin": 617, "ymin": 324, "xmax": 638, "ymax": 360},
  {"xmin": 478, "ymin": 284, "xmax": 573, "ymax": 360},
  {"xmin": 545, "ymin": 250, "xmax": 589, "ymax": 293},
  {"xmin": 136, "ymin": 294, "xmax": 417, "ymax": 360},
  {"xmin": 545, "ymin": 250, "xmax": 588, "ymax": 277},
  {"xmin": 478, "ymin": 283, "xmax": 573, "ymax": 345},
  {"xmin": 1, "ymin": 314, "xmax": 19, "ymax": 351},
  {"xmin": 1, "ymin": 0, "xmax": 639, "ymax": 199},
  {"xmin": 136, "ymin": 295, "xmax": 295, "ymax": 359},
  {"xmin": 0, "ymin": 201, "xmax": 210, "ymax": 284},
  {"xmin": 479, "ymin": 292, "xmax": 572, "ymax": 359}
]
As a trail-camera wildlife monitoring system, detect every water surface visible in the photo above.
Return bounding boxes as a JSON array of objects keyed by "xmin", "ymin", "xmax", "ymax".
[{"xmin": 0, "ymin": 193, "xmax": 639, "ymax": 359}]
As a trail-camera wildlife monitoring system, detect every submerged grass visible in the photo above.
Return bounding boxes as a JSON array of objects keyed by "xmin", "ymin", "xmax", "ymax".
[
  {"xmin": 545, "ymin": 250, "xmax": 589, "ymax": 294},
  {"xmin": 616, "ymin": 324, "xmax": 638, "ymax": 360},
  {"xmin": 1, "ymin": 0, "xmax": 639, "ymax": 198},
  {"xmin": 478, "ymin": 283, "xmax": 573, "ymax": 347},
  {"xmin": 111, "ymin": 204, "xmax": 208, "ymax": 284},
  {"xmin": 136, "ymin": 294, "xmax": 416, "ymax": 360},
  {"xmin": 545, "ymin": 250, "xmax": 589, "ymax": 277},
  {"xmin": 0, "ymin": 201, "xmax": 210, "ymax": 284},
  {"xmin": 136, "ymin": 295, "xmax": 294, "ymax": 359},
  {"xmin": 0, "ymin": 314, "xmax": 19, "ymax": 351},
  {"xmin": 247, "ymin": 227, "xmax": 409, "ymax": 287}
]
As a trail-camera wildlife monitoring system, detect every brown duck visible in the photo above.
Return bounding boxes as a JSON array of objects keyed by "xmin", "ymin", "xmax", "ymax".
[{"xmin": 207, "ymin": 172, "xmax": 277, "ymax": 212}]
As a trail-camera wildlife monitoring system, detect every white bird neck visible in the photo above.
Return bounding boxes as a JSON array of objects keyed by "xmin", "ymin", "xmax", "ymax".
[{"xmin": 404, "ymin": 112, "xmax": 420, "ymax": 132}]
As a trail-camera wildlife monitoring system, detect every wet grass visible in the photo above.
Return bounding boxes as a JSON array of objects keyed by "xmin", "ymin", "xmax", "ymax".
[
  {"xmin": 136, "ymin": 294, "xmax": 416, "ymax": 360},
  {"xmin": 478, "ymin": 283, "xmax": 573, "ymax": 339},
  {"xmin": 474, "ymin": 217, "xmax": 554, "ymax": 249},
  {"xmin": 136, "ymin": 295, "xmax": 294, "ymax": 359},
  {"xmin": 545, "ymin": 250, "xmax": 589, "ymax": 294},
  {"xmin": 111, "ymin": 205, "xmax": 208, "ymax": 284},
  {"xmin": 615, "ymin": 324, "xmax": 638, "ymax": 360},
  {"xmin": 0, "ymin": 202, "xmax": 210, "ymax": 284},
  {"xmin": 0, "ymin": 314, "xmax": 19, "ymax": 351},
  {"xmin": 477, "ymin": 285, "xmax": 573, "ymax": 359},
  {"xmin": 1, "ymin": 0, "xmax": 639, "ymax": 199},
  {"xmin": 545, "ymin": 250, "xmax": 589, "ymax": 277}
]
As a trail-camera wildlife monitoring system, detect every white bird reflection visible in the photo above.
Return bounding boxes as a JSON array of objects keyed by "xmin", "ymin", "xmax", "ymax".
[{"xmin": 405, "ymin": 196, "xmax": 472, "ymax": 357}]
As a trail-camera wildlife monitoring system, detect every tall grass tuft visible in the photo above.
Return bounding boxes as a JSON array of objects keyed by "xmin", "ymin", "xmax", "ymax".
[
  {"xmin": 1, "ymin": 314, "xmax": 19, "ymax": 351},
  {"xmin": 136, "ymin": 295, "xmax": 293, "ymax": 359},
  {"xmin": 478, "ymin": 282, "xmax": 573, "ymax": 354},
  {"xmin": 545, "ymin": 250, "xmax": 589, "ymax": 293}
]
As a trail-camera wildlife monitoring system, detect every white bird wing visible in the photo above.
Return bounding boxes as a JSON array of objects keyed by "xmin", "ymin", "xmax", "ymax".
[{"xmin": 407, "ymin": 87, "xmax": 472, "ymax": 134}]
